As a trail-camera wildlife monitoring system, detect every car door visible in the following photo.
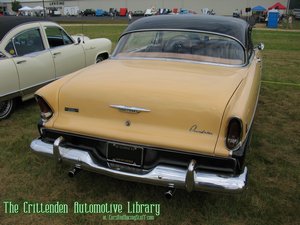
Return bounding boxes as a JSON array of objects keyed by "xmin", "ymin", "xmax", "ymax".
[
  {"xmin": 0, "ymin": 52, "xmax": 19, "ymax": 99},
  {"xmin": 44, "ymin": 26, "xmax": 85, "ymax": 78},
  {"xmin": 9, "ymin": 28, "xmax": 55, "ymax": 96}
]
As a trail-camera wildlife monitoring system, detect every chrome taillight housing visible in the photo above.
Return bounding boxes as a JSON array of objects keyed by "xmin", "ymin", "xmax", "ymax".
[
  {"xmin": 226, "ymin": 118, "xmax": 243, "ymax": 150},
  {"xmin": 35, "ymin": 95, "xmax": 53, "ymax": 122}
]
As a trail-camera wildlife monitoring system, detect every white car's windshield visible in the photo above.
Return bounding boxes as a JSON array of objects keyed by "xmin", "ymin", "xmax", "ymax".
[{"xmin": 113, "ymin": 31, "xmax": 245, "ymax": 65}]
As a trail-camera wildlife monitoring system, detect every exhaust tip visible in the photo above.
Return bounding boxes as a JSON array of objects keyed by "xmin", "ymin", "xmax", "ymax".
[
  {"xmin": 68, "ymin": 167, "xmax": 81, "ymax": 178},
  {"xmin": 164, "ymin": 189, "xmax": 176, "ymax": 199}
]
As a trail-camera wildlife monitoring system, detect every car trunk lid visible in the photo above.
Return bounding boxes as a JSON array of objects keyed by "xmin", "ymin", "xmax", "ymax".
[{"xmin": 53, "ymin": 59, "xmax": 245, "ymax": 155}]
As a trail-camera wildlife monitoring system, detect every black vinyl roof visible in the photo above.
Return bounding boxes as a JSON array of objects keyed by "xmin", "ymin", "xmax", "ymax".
[
  {"xmin": 123, "ymin": 15, "xmax": 250, "ymax": 46},
  {"xmin": 0, "ymin": 17, "xmax": 51, "ymax": 42}
]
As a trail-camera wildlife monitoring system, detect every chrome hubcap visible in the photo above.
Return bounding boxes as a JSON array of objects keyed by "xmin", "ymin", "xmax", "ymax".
[{"xmin": 0, "ymin": 100, "xmax": 12, "ymax": 118}]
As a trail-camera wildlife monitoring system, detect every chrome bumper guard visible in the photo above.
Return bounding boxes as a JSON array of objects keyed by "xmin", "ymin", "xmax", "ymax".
[{"xmin": 30, "ymin": 137, "xmax": 248, "ymax": 193}]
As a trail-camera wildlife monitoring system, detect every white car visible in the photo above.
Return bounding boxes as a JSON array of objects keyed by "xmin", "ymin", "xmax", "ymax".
[
  {"xmin": 144, "ymin": 8, "xmax": 156, "ymax": 16},
  {"xmin": 0, "ymin": 17, "xmax": 112, "ymax": 119}
]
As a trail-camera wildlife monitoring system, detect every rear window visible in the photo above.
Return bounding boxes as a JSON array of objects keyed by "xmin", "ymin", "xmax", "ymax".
[{"xmin": 113, "ymin": 31, "xmax": 245, "ymax": 65}]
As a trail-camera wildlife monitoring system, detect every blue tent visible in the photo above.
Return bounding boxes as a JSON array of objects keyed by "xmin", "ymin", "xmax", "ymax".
[{"xmin": 252, "ymin": 5, "xmax": 266, "ymax": 11}]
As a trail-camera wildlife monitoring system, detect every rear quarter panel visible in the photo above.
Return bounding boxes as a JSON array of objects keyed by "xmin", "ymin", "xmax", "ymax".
[
  {"xmin": 83, "ymin": 38, "xmax": 112, "ymax": 65},
  {"xmin": 35, "ymin": 72, "xmax": 79, "ymax": 127},
  {"xmin": 214, "ymin": 51, "xmax": 262, "ymax": 156}
]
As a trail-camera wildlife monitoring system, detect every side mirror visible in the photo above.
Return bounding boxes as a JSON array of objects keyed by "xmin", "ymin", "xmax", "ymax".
[
  {"xmin": 77, "ymin": 37, "xmax": 81, "ymax": 44},
  {"xmin": 257, "ymin": 43, "xmax": 264, "ymax": 51}
]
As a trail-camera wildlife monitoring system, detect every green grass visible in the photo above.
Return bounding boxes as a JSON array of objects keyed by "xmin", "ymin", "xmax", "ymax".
[
  {"xmin": 63, "ymin": 25, "xmax": 126, "ymax": 49},
  {"xmin": 0, "ymin": 25, "xmax": 299, "ymax": 225},
  {"xmin": 253, "ymin": 30, "xmax": 300, "ymax": 84}
]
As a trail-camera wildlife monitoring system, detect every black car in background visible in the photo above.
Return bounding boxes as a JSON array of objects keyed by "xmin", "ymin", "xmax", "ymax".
[{"xmin": 83, "ymin": 9, "xmax": 96, "ymax": 16}]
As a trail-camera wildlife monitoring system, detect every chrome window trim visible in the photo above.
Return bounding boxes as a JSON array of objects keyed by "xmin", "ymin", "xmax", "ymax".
[
  {"xmin": 119, "ymin": 29, "xmax": 246, "ymax": 49},
  {"xmin": 11, "ymin": 37, "xmax": 18, "ymax": 56},
  {"xmin": 11, "ymin": 27, "xmax": 45, "ymax": 57},
  {"xmin": 0, "ymin": 51, "xmax": 7, "ymax": 59},
  {"xmin": 44, "ymin": 26, "xmax": 75, "ymax": 49},
  {"xmin": 110, "ymin": 56, "xmax": 248, "ymax": 68},
  {"xmin": 0, "ymin": 21, "xmax": 45, "ymax": 45}
]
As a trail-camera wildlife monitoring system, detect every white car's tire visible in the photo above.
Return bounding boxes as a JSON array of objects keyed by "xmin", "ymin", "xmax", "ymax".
[
  {"xmin": 0, "ymin": 99, "xmax": 14, "ymax": 120},
  {"xmin": 96, "ymin": 55, "xmax": 105, "ymax": 63}
]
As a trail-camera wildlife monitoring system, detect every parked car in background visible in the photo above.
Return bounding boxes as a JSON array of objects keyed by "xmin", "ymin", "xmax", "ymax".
[
  {"xmin": 0, "ymin": 11, "xmax": 16, "ymax": 16},
  {"xmin": 82, "ymin": 9, "xmax": 95, "ymax": 16},
  {"xmin": 180, "ymin": 8, "xmax": 189, "ymax": 14},
  {"xmin": 180, "ymin": 8, "xmax": 197, "ymax": 14},
  {"xmin": 64, "ymin": 6, "xmax": 80, "ymax": 16},
  {"xmin": 30, "ymin": 15, "xmax": 263, "ymax": 195},
  {"xmin": 96, "ymin": 9, "xmax": 108, "ymax": 16},
  {"xmin": 157, "ymin": 8, "xmax": 171, "ymax": 15},
  {"xmin": 48, "ymin": 7, "xmax": 61, "ymax": 17},
  {"xmin": 133, "ymin": 10, "xmax": 144, "ymax": 16},
  {"xmin": 0, "ymin": 17, "xmax": 111, "ymax": 119},
  {"xmin": 144, "ymin": 8, "xmax": 156, "ymax": 16}
]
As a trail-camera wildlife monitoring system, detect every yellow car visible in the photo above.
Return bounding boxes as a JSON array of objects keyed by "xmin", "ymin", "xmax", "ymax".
[{"xmin": 30, "ymin": 15, "xmax": 263, "ymax": 196}]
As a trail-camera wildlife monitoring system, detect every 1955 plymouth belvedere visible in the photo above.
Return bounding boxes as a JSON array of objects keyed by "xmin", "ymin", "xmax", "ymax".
[
  {"xmin": 30, "ymin": 15, "xmax": 263, "ymax": 196},
  {"xmin": 0, "ymin": 17, "xmax": 111, "ymax": 119}
]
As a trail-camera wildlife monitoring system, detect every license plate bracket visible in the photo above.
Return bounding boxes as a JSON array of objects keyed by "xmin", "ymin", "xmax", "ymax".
[{"xmin": 107, "ymin": 142, "xmax": 143, "ymax": 167}]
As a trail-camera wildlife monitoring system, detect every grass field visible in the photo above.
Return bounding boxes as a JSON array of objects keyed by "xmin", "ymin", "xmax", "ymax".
[{"xmin": 0, "ymin": 24, "xmax": 299, "ymax": 225}]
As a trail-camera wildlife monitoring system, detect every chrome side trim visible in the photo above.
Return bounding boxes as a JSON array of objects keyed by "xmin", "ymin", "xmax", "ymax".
[
  {"xmin": 111, "ymin": 57, "xmax": 246, "ymax": 68},
  {"xmin": 20, "ymin": 79, "xmax": 56, "ymax": 95},
  {"xmin": 245, "ymin": 82, "xmax": 261, "ymax": 137},
  {"xmin": 110, "ymin": 105, "xmax": 151, "ymax": 114},
  {"xmin": 0, "ymin": 79, "xmax": 55, "ymax": 102},
  {"xmin": 0, "ymin": 91, "xmax": 21, "ymax": 102},
  {"xmin": 31, "ymin": 138, "xmax": 248, "ymax": 193}
]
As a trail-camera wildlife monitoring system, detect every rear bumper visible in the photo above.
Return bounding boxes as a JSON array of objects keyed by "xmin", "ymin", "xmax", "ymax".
[{"xmin": 30, "ymin": 137, "xmax": 248, "ymax": 193}]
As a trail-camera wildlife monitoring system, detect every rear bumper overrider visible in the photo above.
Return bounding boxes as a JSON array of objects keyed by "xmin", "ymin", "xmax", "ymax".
[{"xmin": 30, "ymin": 137, "xmax": 248, "ymax": 193}]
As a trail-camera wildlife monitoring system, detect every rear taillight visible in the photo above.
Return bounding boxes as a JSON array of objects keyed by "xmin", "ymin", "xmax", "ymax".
[
  {"xmin": 226, "ymin": 118, "xmax": 243, "ymax": 150},
  {"xmin": 35, "ymin": 95, "xmax": 53, "ymax": 122}
]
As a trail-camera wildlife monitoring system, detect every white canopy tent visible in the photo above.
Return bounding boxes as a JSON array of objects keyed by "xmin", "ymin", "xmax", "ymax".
[
  {"xmin": 18, "ymin": 5, "xmax": 45, "ymax": 16},
  {"xmin": 18, "ymin": 6, "xmax": 33, "ymax": 11},
  {"xmin": 32, "ymin": 6, "xmax": 44, "ymax": 11}
]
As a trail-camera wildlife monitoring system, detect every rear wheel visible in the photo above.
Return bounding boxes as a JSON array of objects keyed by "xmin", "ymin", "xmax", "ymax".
[
  {"xmin": 0, "ymin": 99, "xmax": 14, "ymax": 120},
  {"xmin": 96, "ymin": 55, "xmax": 105, "ymax": 63}
]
